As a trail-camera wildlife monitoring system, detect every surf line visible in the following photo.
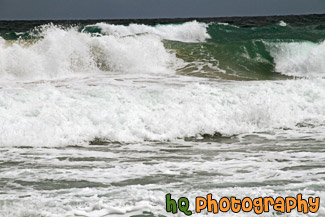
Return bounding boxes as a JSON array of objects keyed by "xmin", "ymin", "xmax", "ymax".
[{"xmin": 165, "ymin": 193, "xmax": 320, "ymax": 215}]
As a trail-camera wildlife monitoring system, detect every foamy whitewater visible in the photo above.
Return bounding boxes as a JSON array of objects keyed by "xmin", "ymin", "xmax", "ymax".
[{"xmin": 0, "ymin": 16, "xmax": 324, "ymax": 216}]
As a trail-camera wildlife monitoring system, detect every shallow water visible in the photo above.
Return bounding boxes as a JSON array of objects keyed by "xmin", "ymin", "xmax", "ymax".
[{"xmin": 1, "ymin": 135, "xmax": 324, "ymax": 216}]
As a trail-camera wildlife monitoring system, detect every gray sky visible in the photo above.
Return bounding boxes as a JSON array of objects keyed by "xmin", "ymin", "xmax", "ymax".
[{"xmin": 1, "ymin": 0, "xmax": 325, "ymax": 20}]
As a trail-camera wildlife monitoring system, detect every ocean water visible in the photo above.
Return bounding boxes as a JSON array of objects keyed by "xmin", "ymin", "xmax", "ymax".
[{"xmin": 0, "ymin": 14, "xmax": 325, "ymax": 216}]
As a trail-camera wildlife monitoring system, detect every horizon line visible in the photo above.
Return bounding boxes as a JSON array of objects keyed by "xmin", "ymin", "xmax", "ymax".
[{"xmin": 1, "ymin": 12, "xmax": 324, "ymax": 22}]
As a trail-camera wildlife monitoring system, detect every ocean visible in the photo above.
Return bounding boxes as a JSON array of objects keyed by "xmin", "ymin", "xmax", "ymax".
[{"xmin": 0, "ymin": 14, "xmax": 324, "ymax": 216}]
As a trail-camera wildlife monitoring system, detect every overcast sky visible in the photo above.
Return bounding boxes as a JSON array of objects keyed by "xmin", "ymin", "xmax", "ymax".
[{"xmin": 1, "ymin": 0, "xmax": 325, "ymax": 20}]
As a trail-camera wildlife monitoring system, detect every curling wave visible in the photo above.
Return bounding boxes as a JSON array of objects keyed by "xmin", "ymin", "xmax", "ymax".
[
  {"xmin": 0, "ymin": 25, "xmax": 181, "ymax": 80},
  {"xmin": 268, "ymin": 40, "xmax": 325, "ymax": 77}
]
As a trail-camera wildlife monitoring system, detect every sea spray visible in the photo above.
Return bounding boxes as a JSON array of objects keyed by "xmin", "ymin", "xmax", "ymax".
[{"xmin": 0, "ymin": 26, "xmax": 181, "ymax": 80}]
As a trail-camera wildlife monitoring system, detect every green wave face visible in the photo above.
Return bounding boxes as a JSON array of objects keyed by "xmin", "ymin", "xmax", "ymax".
[
  {"xmin": 207, "ymin": 22, "xmax": 325, "ymax": 43},
  {"xmin": 166, "ymin": 39, "xmax": 280, "ymax": 80},
  {"xmin": 167, "ymin": 20, "xmax": 325, "ymax": 80}
]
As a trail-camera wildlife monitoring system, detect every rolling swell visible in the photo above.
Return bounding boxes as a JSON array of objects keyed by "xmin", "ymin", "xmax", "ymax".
[{"xmin": 1, "ymin": 14, "xmax": 325, "ymax": 80}]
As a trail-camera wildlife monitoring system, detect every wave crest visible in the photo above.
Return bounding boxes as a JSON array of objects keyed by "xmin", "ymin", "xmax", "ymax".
[
  {"xmin": 0, "ymin": 25, "xmax": 181, "ymax": 80},
  {"xmin": 268, "ymin": 40, "xmax": 325, "ymax": 77},
  {"xmin": 84, "ymin": 21, "xmax": 210, "ymax": 43}
]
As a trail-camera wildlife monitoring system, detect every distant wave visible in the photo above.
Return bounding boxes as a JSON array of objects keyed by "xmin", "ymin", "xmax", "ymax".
[{"xmin": 83, "ymin": 21, "xmax": 211, "ymax": 42}]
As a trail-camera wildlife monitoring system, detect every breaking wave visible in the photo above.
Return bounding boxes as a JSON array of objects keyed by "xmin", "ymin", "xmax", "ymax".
[
  {"xmin": 0, "ymin": 25, "xmax": 182, "ymax": 80},
  {"xmin": 83, "ymin": 21, "xmax": 210, "ymax": 42},
  {"xmin": 1, "ymin": 22, "xmax": 325, "ymax": 81},
  {"xmin": 1, "ymin": 79, "xmax": 325, "ymax": 147},
  {"xmin": 268, "ymin": 40, "xmax": 325, "ymax": 77},
  {"xmin": 0, "ymin": 21, "xmax": 325, "ymax": 147}
]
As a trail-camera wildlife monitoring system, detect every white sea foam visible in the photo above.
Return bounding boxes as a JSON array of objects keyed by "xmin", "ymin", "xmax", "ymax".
[
  {"xmin": 0, "ymin": 26, "xmax": 180, "ymax": 80},
  {"xmin": 1, "ymin": 143, "xmax": 324, "ymax": 217},
  {"xmin": 217, "ymin": 22, "xmax": 239, "ymax": 28},
  {"xmin": 279, "ymin": 20, "xmax": 287, "ymax": 27},
  {"xmin": 0, "ymin": 79, "xmax": 325, "ymax": 147},
  {"xmin": 87, "ymin": 21, "xmax": 211, "ymax": 42},
  {"xmin": 268, "ymin": 40, "xmax": 325, "ymax": 77},
  {"xmin": 1, "ymin": 25, "xmax": 325, "ymax": 147}
]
